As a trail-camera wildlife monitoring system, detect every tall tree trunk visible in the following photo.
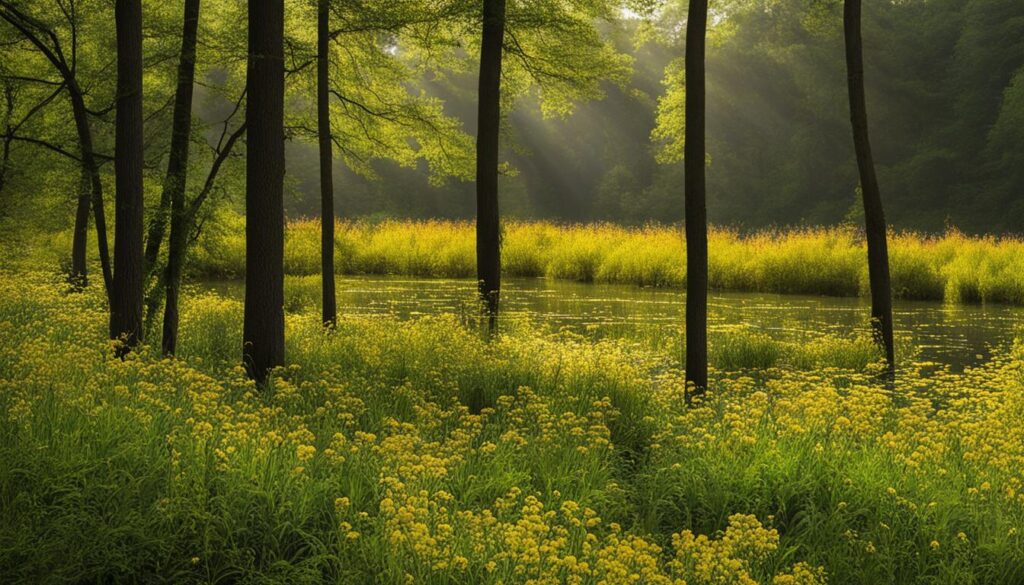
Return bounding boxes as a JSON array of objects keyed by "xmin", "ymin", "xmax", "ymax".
[
  {"xmin": 243, "ymin": 0, "xmax": 285, "ymax": 383},
  {"xmin": 684, "ymin": 0, "xmax": 709, "ymax": 396},
  {"xmin": 68, "ymin": 85, "xmax": 113, "ymax": 298},
  {"xmin": 144, "ymin": 0, "xmax": 199, "ymax": 280},
  {"xmin": 110, "ymin": 0, "xmax": 145, "ymax": 350},
  {"xmin": 317, "ymin": 0, "xmax": 336, "ymax": 327},
  {"xmin": 844, "ymin": 0, "xmax": 895, "ymax": 377},
  {"xmin": 476, "ymin": 0, "xmax": 505, "ymax": 330},
  {"xmin": 163, "ymin": 119, "xmax": 246, "ymax": 355},
  {"xmin": 70, "ymin": 166, "xmax": 90, "ymax": 287},
  {"xmin": 0, "ymin": 82, "xmax": 11, "ymax": 197},
  {"xmin": 158, "ymin": 0, "xmax": 200, "ymax": 355}
]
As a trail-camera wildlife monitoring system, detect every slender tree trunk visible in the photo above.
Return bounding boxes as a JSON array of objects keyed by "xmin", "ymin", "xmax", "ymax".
[
  {"xmin": 110, "ymin": 0, "xmax": 145, "ymax": 350},
  {"xmin": 476, "ymin": 0, "xmax": 505, "ymax": 330},
  {"xmin": 161, "ymin": 231, "xmax": 184, "ymax": 355},
  {"xmin": 243, "ymin": 0, "xmax": 285, "ymax": 383},
  {"xmin": 70, "ymin": 166, "xmax": 90, "ymax": 287},
  {"xmin": 67, "ymin": 85, "xmax": 112, "ymax": 298},
  {"xmin": 145, "ymin": 0, "xmax": 199, "ymax": 280},
  {"xmin": 158, "ymin": 0, "xmax": 200, "ymax": 355},
  {"xmin": 0, "ymin": 83, "xmax": 11, "ymax": 197},
  {"xmin": 684, "ymin": 0, "xmax": 709, "ymax": 396},
  {"xmin": 317, "ymin": 0, "xmax": 336, "ymax": 327},
  {"xmin": 163, "ymin": 121, "xmax": 247, "ymax": 355},
  {"xmin": 844, "ymin": 0, "xmax": 895, "ymax": 377}
]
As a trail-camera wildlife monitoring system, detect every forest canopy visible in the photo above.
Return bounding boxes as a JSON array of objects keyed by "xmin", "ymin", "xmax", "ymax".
[{"xmin": 1, "ymin": 0, "xmax": 1022, "ymax": 245}]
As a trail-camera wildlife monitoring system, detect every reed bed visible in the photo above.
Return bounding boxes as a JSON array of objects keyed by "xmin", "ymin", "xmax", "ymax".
[
  {"xmin": 20, "ymin": 218, "xmax": 1024, "ymax": 304},
  {"xmin": 187, "ymin": 218, "xmax": 1024, "ymax": 304}
]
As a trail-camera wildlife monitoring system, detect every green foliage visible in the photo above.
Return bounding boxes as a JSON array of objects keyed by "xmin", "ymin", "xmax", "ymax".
[
  {"xmin": 4, "ymin": 273, "xmax": 1024, "ymax": 583},
  {"xmin": 652, "ymin": 58, "xmax": 686, "ymax": 164}
]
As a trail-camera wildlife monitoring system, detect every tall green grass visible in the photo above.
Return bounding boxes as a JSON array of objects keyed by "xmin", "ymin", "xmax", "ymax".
[
  {"xmin": 2, "ymin": 272, "xmax": 1024, "ymax": 583},
  {"xmin": 189, "ymin": 218, "xmax": 1024, "ymax": 304},
  {"xmin": 16, "ymin": 217, "xmax": 1024, "ymax": 304}
]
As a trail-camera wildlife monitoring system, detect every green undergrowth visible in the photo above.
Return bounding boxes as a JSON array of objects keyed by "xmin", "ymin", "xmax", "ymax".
[{"xmin": 2, "ymin": 272, "xmax": 1024, "ymax": 584}]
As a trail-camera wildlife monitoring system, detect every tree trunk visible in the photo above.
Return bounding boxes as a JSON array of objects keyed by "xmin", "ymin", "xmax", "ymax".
[
  {"xmin": 158, "ymin": 0, "xmax": 200, "ymax": 355},
  {"xmin": 70, "ymin": 166, "xmax": 90, "ymax": 287},
  {"xmin": 67, "ymin": 85, "xmax": 112, "ymax": 298},
  {"xmin": 164, "ymin": 119, "xmax": 246, "ymax": 355},
  {"xmin": 162, "ymin": 122, "xmax": 246, "ymax": 356},
  {"xmin": 684, "ymin": 0, "xmax": 709, "ymax": 396},
  {"xmin": 844, "ymin": 0, "xmax": 896, "ymax": 378},
  {"xmin": 144, "ymin": 0, "xmax": 200, "ymax": 282},
  {"xmin": 243, "ymin": 0, "xmax": 285, "ymax": 383},
  {"xmin": 476, "ymin": 0, "xmax": 505, "ymax": 330},
  {"xmin": 0, "ymin": 83, "xmax": 11, "ymax": 197},
  {"xmin": 110, "ymin": 0, "xmax": 145, "ymax": 350},
  {"xmin": 317, "ymin": 0, "xmax": 336, "ymax": 327}
]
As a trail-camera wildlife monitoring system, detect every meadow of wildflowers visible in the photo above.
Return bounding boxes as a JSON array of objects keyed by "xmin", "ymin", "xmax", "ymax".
[{"xmin": 1, "ymin": 271, "xmax": 1023, "ymax": 583}]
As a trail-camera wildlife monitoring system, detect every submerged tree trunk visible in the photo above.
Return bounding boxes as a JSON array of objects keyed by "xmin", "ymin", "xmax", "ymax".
[
  {"xmin": 684, "ymin": 0, "xmax": 709, "ymax": 396},
  {"xmin": 110, "ymin": 0, "xmax": 145, "ymax": 350},
  {"xmin": 243, "ymin": 0, "xmax": 285, "ymax": 383},
  {"xmin": 476, "ymin": 0, "xmax": 505, "ymax": 330},
  {"xmin": 317, "ymin": 0, "xmax": 336, "ymax": 327},
  {"xmin": 158, "ymin": 0, "xmax": 200, "ymax": 355},
  {"xmin": 844, "ymin": 0, "xmax": 895, "ymax": 377}
]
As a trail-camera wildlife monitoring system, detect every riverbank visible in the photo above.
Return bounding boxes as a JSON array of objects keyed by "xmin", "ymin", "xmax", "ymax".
[
  {"xmin": 2, "ymin": 272, "xmax": 1023, "ymax": 583},
  {"xmin": 199, "ymin": 219, "xmax": 1024, "ymax": 304},
  {"xmin": 24, "ymin": 218, "xmax": 1024, "ymax": 304}
]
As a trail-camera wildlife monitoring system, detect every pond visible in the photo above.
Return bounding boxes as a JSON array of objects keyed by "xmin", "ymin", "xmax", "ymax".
[{"xmin": 202, "ymin": 276, "xmax": 1023, "ymax": 371}]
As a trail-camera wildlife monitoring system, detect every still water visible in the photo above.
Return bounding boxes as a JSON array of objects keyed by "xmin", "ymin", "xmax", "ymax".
[{"xmin": 204, "ymin": 276, "xmax": 1023, "ymax": 370}]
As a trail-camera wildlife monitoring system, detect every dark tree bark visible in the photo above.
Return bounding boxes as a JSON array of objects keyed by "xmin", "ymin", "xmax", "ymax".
[
  {"xmin": 243, "ymin": 0, "xmax": 285, "ymax": 382},
  {"xmin": 0, "ymin": 3, "xmax": 113, "ymax": 297},
  {"xmin": 144, "ymin": 0, "xmax": 200, "ymax": 281},
  {"xmin": 844, "ymin": 0, "xmax": 895, "ymax": 377},
  {"xmin": 158, "ymin": 0, "xmax": 200, "ymax": 355},
  {"xmin": 0, "ymin": 82, "xmax": 11, "ymax": 197},
  {"xmin": 69, "ymin": 85, "xmax": 113, "ymax": 298},
  {"xmin": 476, "ymin": 0, "xmax": 505, "ymax": 330},
  {"xmin": 684, "ymin": 0, "xmax": 709, "ymax": 396},
  {"xmin": 70, "ymin": 166, "xmax": 90, "ymax": 287},
  {"xmin": 162, "ymin": 119, "xmax": 246, "ymax": 356},
  {"xmin": 110, "ymin": 0, "xmax": 145, "ymax": 350},
  {"xmin": 317, "ymin": 0, "xmax": 336, "ymax": 327}
]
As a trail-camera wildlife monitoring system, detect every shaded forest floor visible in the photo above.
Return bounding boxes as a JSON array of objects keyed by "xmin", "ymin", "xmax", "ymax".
[{"xmin": 2, "ymin": 271, "xmax": 1024, "ymax": 584}]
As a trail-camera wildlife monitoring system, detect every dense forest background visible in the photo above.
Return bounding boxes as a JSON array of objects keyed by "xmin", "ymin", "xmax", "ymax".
[
  {"xmin": 318, "ymin": 0, "xmax": 1024, "ymax": 231},
  {"xmin": 3, "ymin": 0, "xmax": 1023, "ymax": 234}
]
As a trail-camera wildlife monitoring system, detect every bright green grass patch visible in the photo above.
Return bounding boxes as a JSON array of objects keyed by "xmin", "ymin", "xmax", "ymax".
[{"xmin": 2, "ymin": 272, "xmax": 1024, "ymax": 584}]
